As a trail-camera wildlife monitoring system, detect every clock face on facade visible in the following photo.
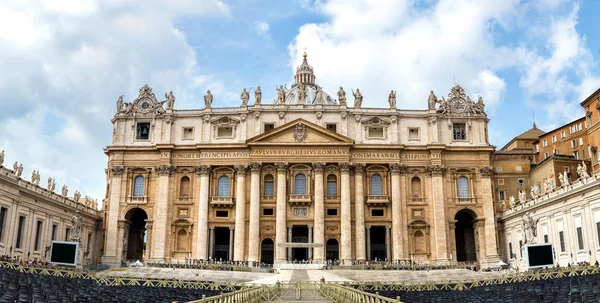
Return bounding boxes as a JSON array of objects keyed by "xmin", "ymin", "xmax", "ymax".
[
  {"xmin": 451, "ymin": 98, "xmax": 466, "ymax": 113},
  {"xmin": 138, "ymin": 99, "xmax": 152, "ymax": 113}
]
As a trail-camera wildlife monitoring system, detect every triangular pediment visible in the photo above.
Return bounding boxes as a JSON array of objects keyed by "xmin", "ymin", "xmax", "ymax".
[{"xmin": 247, "ymin": 118, "xmax": 354, "ymax": 145}]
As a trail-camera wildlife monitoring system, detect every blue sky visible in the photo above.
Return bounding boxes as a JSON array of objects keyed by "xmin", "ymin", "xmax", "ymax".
[{"xmin": 0, "ymin": 0, "xmax": 599, "ymax": 202}]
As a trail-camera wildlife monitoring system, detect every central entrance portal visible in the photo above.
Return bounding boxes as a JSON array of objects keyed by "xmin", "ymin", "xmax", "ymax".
[
  {"xmin": 370, "ymin": 226, "xmax": 387, "ymax": 261},
  {"xmin": 213, "ymin": 227, "xmax": 231, "ymax": 261},
  {"xmin": 291, "ymin": 225, "xmax": 309, "ymax": 261}
]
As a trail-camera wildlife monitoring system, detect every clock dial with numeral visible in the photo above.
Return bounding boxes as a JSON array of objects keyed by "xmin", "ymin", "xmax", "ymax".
[
  {"xmin": 451, "ymin": 98, "xmax": 466, "ymax": 113},
  {"xmin": 138, "ymin": 98, "xmax": 152, "ymax": 113}
]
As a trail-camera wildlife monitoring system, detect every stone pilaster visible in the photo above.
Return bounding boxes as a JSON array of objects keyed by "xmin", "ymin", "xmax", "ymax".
[
  {"xmin": 386, "ymin": 226, "xmax": 391, "ymax": 261},
  {"xmin": 229, "ymin": 227, "xmax": 234, "ymax": 261},
  {"xmin": 287, "ymin": 225, "xmax": 292, "ymax": 261},
  {"xmin": 339, "ymin": 162, "xmax": 352, "ymax": 265},
  {"xmin": 479, "ymin": 167, "xmax": 500, "ymax": 266},
  {"xmin": 233, "ymin": 165, "xmax": 247, "ymax": 261},
  {"xmin": 308, "ymin": 225, "xmax": 313, "ymax": 260},
  {"xmin": 247, "ymin": 162, "xmax": 261, "ymax": 262},
  {"xmin": 427, "ymin": 165, "xmax": 448, "ymax": 262},
  {"xmin": 151, "ymin": 165, "xmax": 173, "ymax": 261},
  {"xmin": 275, "ymin": 163, "xmax": 288, "ymax": 263},
  {"xmin": 390, "ymin": 163, "xmax": 403, "ymax": 261},
  {"xmin": 102, "ymin": 165, "xmax": 124, "ymax": 265},
  {"xmin": 354, "ymin": 164, "xmax": 366, "ymax": 261},
  {"xmin": 312, "ymin": 162, "xmax": 325, "ymax": 262},
  {"xmin": 209, "ymin": 227, "xmax": 215, "ymax": 259},
  {"xmin": 196, "ymin": 165, "xmax": 210, "ymax": 260},
  {"xmin": 366, "ymin": 226, "xmax": 371, "ymax": 260}
]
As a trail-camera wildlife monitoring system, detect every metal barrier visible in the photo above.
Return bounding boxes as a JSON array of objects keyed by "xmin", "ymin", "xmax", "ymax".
[
  {"xmin": 320, "ymin": 283, "xmax": 402, "ymax": 303},
  {"xmin": 185, "ymin": 286, "xmax": 272, "ymax": 303}
]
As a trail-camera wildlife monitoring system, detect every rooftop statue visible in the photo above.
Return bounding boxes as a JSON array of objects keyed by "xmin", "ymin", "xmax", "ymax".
[
  {"xmin": 0, "ymin": 150, "xmax": 4, "ymax": 166},
  {"xmin": 427, "ymin": 91, "xmax": 438, "ymax": 110},
  {"xmin": 13, "ymin": 161, "xmax": 18, "ymax": 173},
  {"xmin": 315, "ymin": 86, "xmax": 324, "ymax": 105},
  {"xmin": 69, "ymin": 212, "xmax": 82, "ymax": 242},
  {"xmin": 276, "ymin": 85, "xmax": 286, "ymax": 104},
  {"xmin": 74, "ymin": 190, "xmax": 81, "ymax": 202},
  {"xmin": 62, "ymin": 185, "xmax": 68, "ymax": 197},
  {"xmin": 240, "ymin": 88, "xmax": 249, "ymax": 106},
  {"xmin": 577, "ymin": 162, "xmax": 590, "ymax": 179},
  {"xmin": 16, "ymin": 164, "xmax": 23, "ymax": 178},
  {"xmin": 116, "ymin": 95, "xmax": 124, "ymax": 113},
  {"xmin": 522, "ymin": 212, "xmax": 539, "ymax": 244},
  {"xmin": 297, "ymin": 83, "xmax": 306, "ymax": 104},
  {"xmin": 352, "ymin": 88, "xmax": 362, "ymax": 108},
  {"xmin": 388, "ymin": 90, "xmax": 396, "ymax": 109},
  {"xmin": 337, "ymin": 87, "xmax": 347, "ymax": 106},
  {"xmin": 509, "ymin": 196, "xmax": 516, "ymax": 208},
  {"xmin": 204, "ymin": 90, "xmax": 213, "ymax": 109},
  {"xmin": 518, "ymin": 189, "xmax": 526, "ymax": 203},
  {"xmin": 255, "ymin": 86, "xmax": 262, "ymax": 104},
  {"xmin": 165, "ymin": 91, "xmax": 175, "ymax": 110}
]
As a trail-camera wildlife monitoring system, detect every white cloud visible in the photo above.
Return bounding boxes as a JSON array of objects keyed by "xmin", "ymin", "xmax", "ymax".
[
  {"xmin": 0, "ymin": 0, "xmax": 229, "ymax": 202},
  {"xmin": 255, "ymin": 21, "xmax": 270, "ymax": 38}
]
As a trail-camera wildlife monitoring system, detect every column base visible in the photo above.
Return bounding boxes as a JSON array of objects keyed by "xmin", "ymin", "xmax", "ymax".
[
  {"xmin": 482, "ymin": 254, "xmax": 501, "ymax": 269},
  {"xmin": 342, "ymin": 259, "xmax": 353, "ymax": 266},
  {"xmin": 100, "ymin": 256, "xmax": 120, "ymax": 267},
  {"xmin": 436, "ymin": 258, "xmax": 450, "ymax": 265}
]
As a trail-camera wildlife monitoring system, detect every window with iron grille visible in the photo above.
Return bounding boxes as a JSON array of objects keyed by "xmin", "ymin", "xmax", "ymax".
[
  {"xmin": 453, "ymin": 123, "xmax": 466, "ymax": 140},
  {"xmin": 217, "ymin": 176, "xmax": 230, "ymax": 197},
  {"xmin": 294, "ymin": 174, "xmax": 307, "ymax": 194},
  {"xmin": 136, "ymin": 122, "xmax": 150, "ymax": 140},
  {"xmin": 457, "ymin": 176, "xmax": 469, "ymax": 198},
  {"xmin": 370, "ymin": 174, "xmax": 382, "ymax": 195}
]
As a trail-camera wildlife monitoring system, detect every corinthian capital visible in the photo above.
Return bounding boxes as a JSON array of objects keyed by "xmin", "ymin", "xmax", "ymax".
[
  {"xmin": 156, "ymin": 165, "xmax": 174, "ymax": 175},
  {"xmin": 479, "ymin": 166, "xmax": 493, "ymax": 177},
  {"xmin": 194, "ymin": 165, "xmax": 211, "ymax": 176},
  {"xmin": 426, "ymin": 165, "xmax": 446, "ymax": 176},
  {"xmin": 353, "ymin": 163, "xmax": 365, "ymax": 174},
  {"xmin": 110, "ymin": 166, "xmax": 125, "ymax": 176},
  {"xmin": 235, "ymin": 164, "xmax": 248, "ymax": 174},
  {"xmin": 338, "ymin": 162, "xmax": 351, "ymax": 173},
  {"xmin": 390, "ymin": 163, "xmax": 406, "ymax": 174},
  {"xmin": 312, "ymin": 162, "xmax": 326, "ymax": 173},
  {"xmin": 249, "ymin": 162, "xmax": 262, "ymax": 173},
  {"xmin": 275, "ymin": 162, "xmax": 288, "ymax": 173}
]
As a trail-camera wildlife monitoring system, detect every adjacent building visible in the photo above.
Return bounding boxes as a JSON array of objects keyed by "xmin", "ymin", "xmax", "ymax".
[{"xmin": 101, "ymin": 53, "xmax": 500, "ymax": 267}]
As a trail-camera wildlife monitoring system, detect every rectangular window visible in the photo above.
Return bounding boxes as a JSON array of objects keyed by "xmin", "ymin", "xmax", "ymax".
[
  {"xmin": 561, "ymin": 131, "xmax": 566, "ymax": 138},
  {"xmin": 572, "ymin": 140, "xmax": 577, "ymax": 148},
  {"xmin": 573, "ymin": 151, "xmax": 579, "ymax": 160},
  {"xmin": 497, "ymin": 179, "xmax": 504, "ymax": 185},
  {"xmin": 408, "ymin": 128, "xmax": 419, "ymax": 140},
  {"xmin": 182, "ymin": 127, "xmax": 194, "ymax": 140},
  {"xmin": 453, "ymin": 123, "xmax": 466, "ymax": 140},
  {"xmin": 65, "ymin": 228, "xmax": 70, "ymax": 241},
  {"xmin": 34, "ymin": 221, "xmax": 43, "ymax": 251},
  {"xmin": 264, "ymin": 123, "xmax": 275, "ymax": 133},
  {"xmin": 496, "ymin": 166, "xmax": 502, "ymax": 172},
  {"xmin": 553, "ymin": 149, "xmax": 558, "ymax": 155},
  {"xmin": 264, "ymin": 180, "xmax": 274, "ymax": 197},
  {"xmin": 327, "ymin": 209, "xmax": 338, "ymax": 216},
  {"xmin": 216, "ymin": 210, "xmax": 229, "ymax": 218},
  {"xmin": 262, "ymin": 208, "xmax": 274, "ymax": 216},
  {"xmin": 516, "ymin": 165, "xmax": 522, "ymax": 172},
  {"xmin": 577, "ymin": 227, "xmax": 584, "ymax": 250},
  {"xmin": 371, "ymin": 209, "xmax": 384, "ymax": 217},
  {"xmin": 543, "ymin": 139, "xmax": 548, "ymax": 147},
  {"xmin": 368, "ymin": 127, "xmax": 384, "ymax": 138},
  {"xmin": 327, "ymin": 180, "xmax": 337, "ymax": 197},
  {"xmin": 519, "ymin": 240, "xmax": 523, "ymax": 257},
  {"xmin": 509, "ymin": 243, "xmax": 513, "ymax": 258},
  {"xmin": 544, "ymin": 153, "xmax": 549, "ymax": 159},
  {"xmin": 0, "ymin": 207, "xmax": 6, "ymax": 242},
  {"xmin": 136, "ymin": 122, "xmax": 150, "ymax": 140},
  {"xmin": 217, "ymin": 126, "xmax": 233, "ymax": 138},
  {"xmin": 578, "ymin": 123, "xmax": 583, "ymax": 131},
  {"xmin": 579, "ymin": 138, "xmax": 583, "ymax": 146},
  {"xmin": 499, "ymin": 190, "xmax": 505, "ymax": 201},
  {"xmin": 51, "ymin": 224, "xmax": 57, "ymax": 241},
  {"xmin": 15, "ymin": 216, "xmax": 25, "ymax": 249},
  {"xmin": 535, "ymin": 144, "xmax": 539, "ymax": 152},
  {"xmin": 326, "ymin": 123, "xmax": 337, "ymax": 133},
  {"xmin": 552, "ymin": 135, "xmax": 556, "ymax": 143},
  {"xmin": 559, "ymin": 231, "xmax": 566, "ymax": 252},
  {"xmin": 544, "ymin": 234, "xmax": 548, "ymax": 243}
]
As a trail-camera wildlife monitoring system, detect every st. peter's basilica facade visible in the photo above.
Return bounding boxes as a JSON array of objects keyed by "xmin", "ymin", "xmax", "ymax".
[{"xmin": 101, "ymin": 53, "xmax": 500, "ymax": 267}]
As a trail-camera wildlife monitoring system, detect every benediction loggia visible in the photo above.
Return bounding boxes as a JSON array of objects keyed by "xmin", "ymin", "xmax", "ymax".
[{"xmin": 101, "ymin": 53, "xmax": 500, "ymax": 267}]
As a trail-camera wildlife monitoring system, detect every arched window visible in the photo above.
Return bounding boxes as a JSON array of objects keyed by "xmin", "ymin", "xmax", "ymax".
[
  {"xmin": 294, "ymin": 173, "xmax": 307, "ymax": 194},
  {"xmin": 133, "ymin": 176, "xmax": 145, "ymax": 197},
  {"xmin": 217, "ymin": 176, "xmax": 230, "ymax": 197},
  {"xmin": 411, "ymin": 177, "xmax": 422, "ymax": 197},
  {"xmin": 179, "ymin": 176, "xmax": 190, "ymax": 198},
  {"xmin": 457, "ymin": 176, "xmax": 469, "ymax": 198},
  {"xmin": 327, "ymin": 174, "xmax": 337, "ymax": 197},
  {"xmin": 264, "ymin": 174, "xmax": 274, "ymax": 197},
  {"xmin": 370, "ymin": 174, "xmax": 382, "ymax": 196}
]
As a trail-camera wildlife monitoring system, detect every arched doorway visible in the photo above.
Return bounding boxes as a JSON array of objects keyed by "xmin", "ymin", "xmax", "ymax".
[
  {"xmin": 125, "ymin": 208, "xmax": 148, "ymax": 260},
  {"xmin": 454, "ymin": 209, "xmax": 477, "ymax": 262},
  {"xmin": 260, "ymin": 238, "xmax": 274, "ymax": 264},
  {"xmin": 326, "ymin": 239, "xmax": 339, "ymax": 261}
]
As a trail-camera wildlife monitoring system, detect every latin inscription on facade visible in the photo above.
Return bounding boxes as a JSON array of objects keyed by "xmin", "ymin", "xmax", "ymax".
[{"xmin": 165, "ymin": 151, "xmax": 436, "ymax": 160}]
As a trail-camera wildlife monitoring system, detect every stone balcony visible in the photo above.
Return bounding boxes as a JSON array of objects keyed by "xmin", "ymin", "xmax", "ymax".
[
  {"xmin": 454, "ymin": 197, "xmax": 477, "ymax": 205},
  {"xmin": 288, "ymin": 194, "xmax": 312, "ymax": 206},
  {"xmin": 127, "ymin": 196, "xmax": 148, "ymax": 205},
  {"xmin": 176, "ymin": 195, "xmax": 193, "ymax": 204},
  {"xmin": 210, "ymin": 196, "xmax": 234, "ymax": 208},
  {"xmin": 366, "ymin": 195, "xmax": 389, "ymax": 206}
]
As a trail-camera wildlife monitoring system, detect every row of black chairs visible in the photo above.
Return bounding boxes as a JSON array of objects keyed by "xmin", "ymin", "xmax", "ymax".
[
  {"xmin": 0, "ymin": 267, "xmax": 224, "ymax": 303},
  {"xmin": 366, "ymin": 272, "xmax": 600, "ymax": 303}
]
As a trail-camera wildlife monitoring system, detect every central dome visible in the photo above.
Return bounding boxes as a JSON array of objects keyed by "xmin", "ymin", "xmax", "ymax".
[{"xmin": 276, "ymin": 52, "xmax": 338, "ymax": 105}]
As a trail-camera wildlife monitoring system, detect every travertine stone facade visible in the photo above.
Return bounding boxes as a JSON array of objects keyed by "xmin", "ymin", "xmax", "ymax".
[
  {"xmin": 0, "ymin": 165, "xmax": 102, "ymax": 265},
  {"xmin": 102, "ymin": 54, "xmax": 499, "ymax": 267}
]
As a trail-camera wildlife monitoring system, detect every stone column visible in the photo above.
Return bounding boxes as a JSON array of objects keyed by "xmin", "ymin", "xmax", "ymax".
[
  {"xmin": 339, "ymin": 162, "xmax": 352, "ymax": 265},
  {"xmin": 229, "ymin": 227, "xmax": 234, "ymax": 261},
  {"xmin": 428, "ymin": 165, "xmax": 448, "ymax": 262},
  {"xmin": 102, "ymin": 166, "xmax": 124, "ymax": 265},
  {"xmin": 313, "ymin": 163, "xmax": 325, "ymax": 262},
  {"xmin": 208, "ymin": 227, "xmax": 215, "ymax": 260},
  {"xmin": 385, "ymin": 226, "xmax": 391, "ymax": 262},
  {"xmin": 479, "ymin": 167, "xmax": 499, "ymax": 266},
  {"xmin": 366, "ymin": 226, "xmax": 371, "ymax": 261},
  {"xmin": 354, "ymin": 164, "xmax": 366, "ymax": 261},
  {"xmin": 390, "ymin": 164, "xmax": 403, "ymax": 261},
  {"xmin": 233, "ymin": 165, "xmax": 248, "ymax": 261},
  {"xmin": 308, "ymin": 225, "xmax": 313, "ymax": 260},
  {"xmin": 248, "ymin": 163, "xmax": 261, "ymax": 262},
  {"xmin": 275, "ymin": 163, "xmax": 288, "ymax": 263},
  {"xmin": 196, "ymin": 165, "xmax": 211, "ymax": 260},
  {"xmin": 151, "ymin": 165, "xmax": 173, "ymax": 261},
  {"xmin": 287, "ymin": 225, "xmax": 292, "ymax": 261}
]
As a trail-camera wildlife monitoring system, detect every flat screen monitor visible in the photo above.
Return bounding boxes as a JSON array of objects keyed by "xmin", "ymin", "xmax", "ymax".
[
  {"xmin": 525, "ymin": 243, "xmax": 554, "ymax": 269},
  {"xmin": 49, "ymin": 241, "xmax": 79, "ymax": 267}
]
